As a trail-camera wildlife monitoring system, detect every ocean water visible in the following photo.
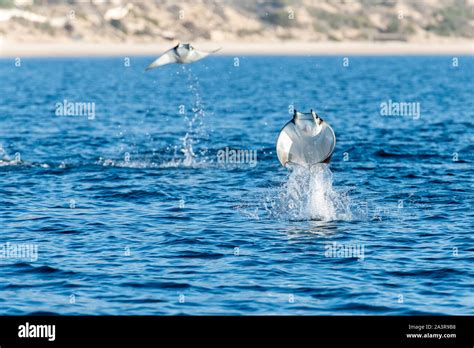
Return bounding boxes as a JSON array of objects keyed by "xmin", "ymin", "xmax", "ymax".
[{"xmin": 0, "ymin": 55, "xmax": 472, "ymax": 315}]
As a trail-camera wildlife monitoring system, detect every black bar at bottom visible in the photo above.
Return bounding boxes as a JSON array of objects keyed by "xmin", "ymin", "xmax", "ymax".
[{"xmin": 0, "ymin": 316, "xmax": 472, "ymax": 346}]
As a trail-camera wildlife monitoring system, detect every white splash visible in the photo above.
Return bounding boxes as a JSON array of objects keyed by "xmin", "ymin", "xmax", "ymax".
[
  {"xmin": 0, "ymin": 144, "xmax": 21, "ymax": 166},
  {"xmin": 265, "ymin": 164, "xmax": 353, "ymax": 221}
]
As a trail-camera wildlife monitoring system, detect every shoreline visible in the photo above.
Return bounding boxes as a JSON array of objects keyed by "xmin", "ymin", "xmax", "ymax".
[{"xmin": 1, "ymin": 41, "xmax": 473, "ymax": 57}]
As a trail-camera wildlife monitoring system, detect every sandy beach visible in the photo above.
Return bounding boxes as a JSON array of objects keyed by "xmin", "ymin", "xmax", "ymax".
[{"xmin": 1, "ymin": 40, "xmax": 473, "ymax": 57}]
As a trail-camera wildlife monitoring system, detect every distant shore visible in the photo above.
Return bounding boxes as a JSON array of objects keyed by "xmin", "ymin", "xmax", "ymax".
[{"xmin": 1, "ymin": 41, "xmax": 473, "ymax": 57}]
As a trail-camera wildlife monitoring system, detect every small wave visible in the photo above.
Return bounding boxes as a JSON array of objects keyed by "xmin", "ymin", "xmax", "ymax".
[
  {"xmin": 121, "ymin": 281, "xmax": 191, "ymax": 289},
  {"xmin": 28, "ymin": 311, "xmax": 60, "ymax": 316},
  {"xmin": 24, "ymin": 265, "xmax": 66, "ymax": 274},
  {"xmin": 10, "ymin": 263, "xmax": 75, "ymax": 276},
  {"xmin": 177, "ymin": 250, "xmax": 225, "ymax": 259},
  {"xmin": 112, "ymin": 298, "xmax": 166, "ymax": 304},
  {"xmin": 97, "ymin": 189, "xmax": 161, "ymax": 200},
  {"xmin": 375, "ymin": 149, "xmax": 438, "ymax": 158},
  {"xmin": 332, "ymin": 302, "xmax": 397, "ymax": 313},
  {"xmin": 387, "ymin": 268, "xmax": 466, "ymax": 279}
]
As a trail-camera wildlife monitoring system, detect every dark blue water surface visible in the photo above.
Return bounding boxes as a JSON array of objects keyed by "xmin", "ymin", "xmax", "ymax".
[{"xmin": 0, "ymin": 56, "xmax": 473, "ymax": 315}]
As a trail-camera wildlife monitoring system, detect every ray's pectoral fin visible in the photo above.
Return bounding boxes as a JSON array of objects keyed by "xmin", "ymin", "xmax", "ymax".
[
  {"xmin": 188, "ymin": 47, "xmax": 221, "ymax": 63},
  {"xmin": 145, "ymin": 50, "xmax": 177, "ymax": 71}
]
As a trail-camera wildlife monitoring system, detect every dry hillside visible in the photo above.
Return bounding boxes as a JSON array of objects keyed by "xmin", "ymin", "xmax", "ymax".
[{"xmin": 0, "ymin": 0, "xmax": 473, "ymax": 43}]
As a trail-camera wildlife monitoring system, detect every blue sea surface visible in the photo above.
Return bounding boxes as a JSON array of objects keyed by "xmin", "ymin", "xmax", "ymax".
[{"xmin": 0, "ymin": 55, "xmax": 472, "ymax": 315}]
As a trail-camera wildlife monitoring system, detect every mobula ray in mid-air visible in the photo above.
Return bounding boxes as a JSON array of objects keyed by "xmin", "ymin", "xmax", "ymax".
[{"xmin": 145, "ymin": 43, "xmax": 220, "ymax": 70}]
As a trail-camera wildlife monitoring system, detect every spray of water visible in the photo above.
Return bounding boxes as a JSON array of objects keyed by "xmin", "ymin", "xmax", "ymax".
[
  {"xmin": 262, "ymin": 164, "xmax": 354, "ymax": 221},
  {"xmin": 0, "ymin": 144, "xmax": 22, "ymax": 166},
  {"xmin": 179, "ymin": 66, "xmax": 208, "ymax": 166},
  {"xmin": 99, "ymin": 66, "xmax": 210, "ymax": 169}
]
